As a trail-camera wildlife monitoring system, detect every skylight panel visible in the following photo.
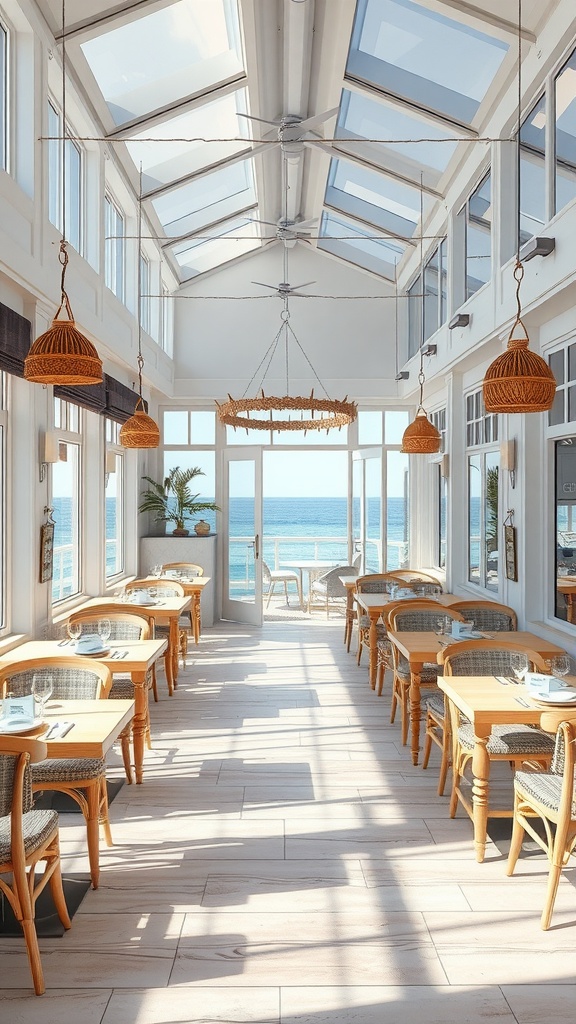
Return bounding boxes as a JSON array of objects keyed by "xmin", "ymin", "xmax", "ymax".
[
  {"xmin": 126, "ymin": 90, "xmax": 251, "ymax": 193},
  {"xmin": 318, "ymin": 210, "xmax": 406, "ymax": 279},
  {"xmin": 152, "ymin": 161, "xmax": 256, "ymax": 238},
  {"xmin": 337, "ymin": 89, "xmax": 457, "ymax": 174},
  {"xmin": 326, "ymin": 158, "xmax": 426, "ymax": 239},
  {"xmin": 348, "ymin": 0, "xmax": 508, "ymax": 125},
  {"xmin": 171, "ymin": 215, "xmax": 260, "ymax": 279},
  {"xmin": 81, "ymin": 0, "xmax": 244, "ymax": 126}
]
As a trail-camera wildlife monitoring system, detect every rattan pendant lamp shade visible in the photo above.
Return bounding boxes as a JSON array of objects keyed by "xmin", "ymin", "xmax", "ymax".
[
  {"xmin": 401, "ymin": 365, "xmax": 441, "ymax": 454},
  {"xmin": 483, "ymin": 0, "xmax": 555, "ymax": 415},
  {"xmin": 25, "ymin": 0, "xmax": 102, "ymax": 386},
  {"xmin": 119, "ymin": 171, "xmax": 159, "ymax": 449}
]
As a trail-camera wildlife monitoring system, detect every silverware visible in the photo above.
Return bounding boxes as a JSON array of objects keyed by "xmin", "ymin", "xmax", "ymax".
[
  {"xmin": 514, "ymin": 696, "xmax": 531, "ymax": 708},
  {"xmin": 57, "ymin": 638, "xmax": 70, "ymax": 647}
]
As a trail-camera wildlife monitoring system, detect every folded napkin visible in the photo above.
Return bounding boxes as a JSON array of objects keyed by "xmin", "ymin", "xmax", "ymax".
[
  {"xmin": 75, "ymin": 634, "xmax": 105, "ymax": 654},
  {"xmin": 127, "ymin": 591, "xmax": 151, "ymax": 605}
]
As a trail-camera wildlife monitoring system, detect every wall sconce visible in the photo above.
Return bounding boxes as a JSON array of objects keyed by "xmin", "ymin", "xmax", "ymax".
[
  {"xmin": 501, "ymin": 439, "xmax": 516, "ymax": 489},
  {"xmin": 39, "ymin": 431, "xmax": 60, "ymax": 483},
  {"xmin": 395, "ymin": 371, "xmax": 409, "ymax": 381},
  {"xmin": 421, "ymin": 344, "xmax": 437, "ymax": 357},
  {"xmin": 105, "ymin": 449, "xmax": 116, "ymax": 486},
  {"xmin": 449, "ymin": 313, "xmax": 471, "ymax": 329}
]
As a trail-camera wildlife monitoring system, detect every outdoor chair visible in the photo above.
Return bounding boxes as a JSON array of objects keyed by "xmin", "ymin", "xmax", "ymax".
[
  {"xmin": 507, "ymin": 715, "xmax": 576, "ymax": 929},
  {"xmin": 262, "ymin": 561, "xmax": 302, "ymax": 608},
  {"xmin": 421, "ymin": 603, "xmax": 518, "ymax": 794},
  {"xmin": 308, "ymin": 565, "xmax": 357, "ymax": 616},
  {"xmin": 0, "ymin": 734, "xmax": 70, "ymax": 995},
  {"xmin": 67, "ymin": 607, "xmax": 153, "ymax": 782},
  {"xmin": 0, "ymin": 657, "xmax": 113, "ymax": 890},
  {"xmin": 126, "ymin": 579, "xmax": 187, "ymax": 687},
  {"xmin": 438, "ymin": 641, "xmax": 555, "ymax": 824},
  {"xmin": 387, "ymin": 601, "xmax": 464, "ymax": 746}
]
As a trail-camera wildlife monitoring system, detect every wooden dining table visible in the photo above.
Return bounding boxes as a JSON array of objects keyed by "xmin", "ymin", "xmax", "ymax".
[
  {"xmin": 387, "ymin": 630, "xmax": 567, "ymax": 768},
  {"xmin": 355, "ymin": 592, "xmax": 462, "ymax": 690},
  {"xmin": 80, "ymin": 594, "xmax": 190, "ymax": 694},
  {"xmin": 437, "ymin": 674, "xmax": 576, "ymax": 863},
  {"xmin": 0, "ymin": 639, "xmax": 167, "ymax": 784},
  {"xmin": 146, "ymin": 574, "xmax": 211, "ymax": 644}
]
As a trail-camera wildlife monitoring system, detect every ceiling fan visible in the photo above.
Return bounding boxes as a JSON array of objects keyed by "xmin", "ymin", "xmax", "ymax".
[
  {"xmin": 239, "ymin": 108, "xmax": 338, "ymax": 158},
  {"xmin": 249, "ymin": 215, "xmax": 318, "ymax": 246}
]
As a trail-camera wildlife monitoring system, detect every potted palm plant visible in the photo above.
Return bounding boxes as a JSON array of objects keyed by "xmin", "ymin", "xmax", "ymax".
[{"xmin": 139, "ymin": 466, "xmax": 220, "ymax": 536}]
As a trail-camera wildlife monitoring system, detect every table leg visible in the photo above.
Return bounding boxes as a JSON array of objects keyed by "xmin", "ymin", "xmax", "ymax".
[
  {"xmin": 566, "ymin": 594, "xmax": 574, "ymax": 624},
  {"xmin": 409, "ymin": 665, "xmax": 423, "ymax": 765},
  {"xmin": 344, "ymin": 590, "xmax": 354, "ymax": 650},
  {"xmin": 471, "ymin": 731, "xmax": 491, "ymax": 863},
  {"xmin": 131, "ymin": 672, "xmax": 149, "ymax": 785},
  {"xmin": 192, "ymin": 591, "xmax": 201, "ymax": 644},
  {"xmin": 169, "ymin": 616, "xmax": 179, "ymax": 689},
  {"xmin": 368, "ymin": 611, "xmax": 379, "ymax": 690}
]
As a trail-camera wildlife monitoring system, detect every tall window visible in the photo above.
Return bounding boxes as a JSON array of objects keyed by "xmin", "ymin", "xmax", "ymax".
[
  {"xmin": 140, "ymin": 252, "xmax": 151, "ymax": 334},
  {"xmin": 47, "ymin": 99, "xmax": 82, "ymax": 252},
  {"xmin": 104, "ymin": 193, "xmax": 125, "ymax": 301},
  {"xmin": 160, "ymin": 282, "xmax": 173, "ymax": 355},
  {"xmin": 431, "ymin": 409, "xmax": 447, "ymax": 570},
  {"xmin": 0, "ymin": 20, "xmax": 7, "ymax": 171},
  {"xmin": 105, "ymin": 419, "xmax": 124, "ymax": 578},
  {"xmin": 464, "ymin": 172, "xmax": 492, "ymax": 299},
  {"xmin": 407, "ymin": 274, "xmax": 421, "ymax": 359},
  {"xmin": 0, "ymin": 373, "xmax": 7, "ymax": 628},
  {"xmin": 466, "ymin": 391, "xmax": 499, "ymax": 592},
  {"xmin": 52, "ymin": 399, "xmax": 81, "ymax": 603},
  {"xmin": 423, "ymin": 238, "xmax": 447, "ymax": 341},
  {"xmin": 520, "ymin": 96, "xmax": 546, "ymax": 243},
  {"xmin": 555, "ymin": 46, "xmax": 576, "ymax": 215}
]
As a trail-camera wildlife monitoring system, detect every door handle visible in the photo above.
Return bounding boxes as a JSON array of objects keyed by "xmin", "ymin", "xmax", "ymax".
[{"xmin": 254, "ymin": 533, "xmax": 260, "ymax": 559}]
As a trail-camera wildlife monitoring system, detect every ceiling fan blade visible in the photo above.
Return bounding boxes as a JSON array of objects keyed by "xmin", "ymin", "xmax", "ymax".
[
  {"xmin": 298, "ymin": 107, "xmax": 339, "ymax": 133},
  {"xmin": 252, "ymin": 280, "xmax": 278, "ymax": 289},
  {"xmin": 248, "ymin": 217, "xmax": 278, "ymax": 228},
  {"xmin": 292, "ymin": 218, "xmax": 318, "ymax": 230},
  {"xmin": 238, "ymin": 112, "xmax": 282, "ymax": 127},
  {"xmin": 291, "ymin": 281, "xmax": 316, "ymax": 290}
]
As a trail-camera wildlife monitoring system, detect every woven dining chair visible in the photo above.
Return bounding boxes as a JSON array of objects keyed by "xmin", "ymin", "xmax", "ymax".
[
  {"xmin": 438, "ymin": 640, "xmax": 555, "ymax": 825},
  {"xmin": 387, "ymin": 601, "xmax": 465, "ymax": 746},
  {"xmin": 160, "ymin": 564, "xmax": 203, "ymax": 642},
  {"xmin": 126, "ymin": 579, "xmax": 186, "ymax": 689},
  {"xmin": 507, "ymin": 714, "xmax": 576, "ymax": 929},
  {"xmin": 391, "ymin": 570, "xmax": 443, "ymax": 590},
  {"xmin": 0, "ymin": 656, "xmax": 113, "ymax": 890},
  {"xmin": 67, "ymin": 607, "xmax": 153, "ymax": 782},
  {"xmin": 0, "ymin": 734, "xmax": 71, "ymax": 995},
  {"xmin": 308, "ymin": 565, "xmax": 357, "ymax": 617},
  {"xmin": 355, "ymin": 573, "xmax": 414, "ymax": 667},
  {"xmin": 449, "ymin": 599, "xmax": 517, "ymax": 632}
]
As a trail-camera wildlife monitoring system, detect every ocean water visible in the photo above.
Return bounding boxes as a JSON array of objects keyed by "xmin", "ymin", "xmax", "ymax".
[{"xmin": 51, "ymin": 495, "xmax": 409, "ymax": 600}]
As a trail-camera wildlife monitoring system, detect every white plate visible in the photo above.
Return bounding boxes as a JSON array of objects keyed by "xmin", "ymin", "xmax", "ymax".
[
  {"xmin": 75, "ymin": 645, "xmax": 110, "ymax": 658},
  {"xmin": 127, "ymin": 597, "xmax": 158, "ymax": 607},
  {"xmin": 0, "ymin": 717, "xmax": 44, "ymax": 735},
  {"xmin": 532, "ymin": 690, "xmax": 576, "ymax": 705}
]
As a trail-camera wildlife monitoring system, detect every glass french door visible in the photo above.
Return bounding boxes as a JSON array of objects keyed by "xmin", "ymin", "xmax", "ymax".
[
  {"xmin": 352, "ymin": 448, "xmax": 382, "ymax": 573},
  {"xmin": 222, "ymin": 448, "xmax": 263, "ymax": 625}
]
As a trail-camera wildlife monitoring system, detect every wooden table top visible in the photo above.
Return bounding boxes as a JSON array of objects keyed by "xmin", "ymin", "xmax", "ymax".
[
  {"xmin": 0, "ymin": 638, "xmax": 168, "ymax": 673},
  {"xmin": 355, "ymin": 592, "xmax": 460, "ymax": 613},
  {"xmin": 387, "ymin": 630, "xmax": 566, "ymax": 665},
  {"xmin": 81, "ymin": 595, "xmax": 191, "ymax": 619},
  {"xmin": 146, "ymin": 575, "xmax": 211, "ymax": 591},
  {"xmin": 437, "ymin": 675, "xmax": 576, "ymax": 729},
  {"xmin": 0, "ymin": 699, "xmax": 135, "ymax": 759}
]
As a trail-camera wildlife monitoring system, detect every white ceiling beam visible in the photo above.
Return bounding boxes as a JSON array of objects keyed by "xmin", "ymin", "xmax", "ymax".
[
  {"xmin": 432, "ymin": 0, "xmax": 536, "ymax": 43},
  {"xmin": 283, "ymin": 0, "xmax": 315, "ymax": 118}
]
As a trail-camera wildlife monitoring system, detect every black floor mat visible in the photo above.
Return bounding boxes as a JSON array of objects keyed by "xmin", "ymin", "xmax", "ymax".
[
  {"xmin": 34, "ymin": 777, "xmax": 124, "ymax": 812},
  {"xmin": 0, "ymin": 874, "xmax": 91, "ymax": 937}
]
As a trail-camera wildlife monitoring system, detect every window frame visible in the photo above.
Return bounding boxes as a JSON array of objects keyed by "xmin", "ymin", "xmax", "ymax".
[
  {"xmin": 47, "ymin": 96, "xmax": 83, "ymax": 254},
  {"xmin": 104, "ymin": 191, "xmax": 126, "ymax": 302},
  {"xmin": 51, "ymin": 399, "xmax": 82, "ymax": 605},
  {"xmin": 0, "ymin": 16, "xmax": 8, "ymax": 173},
  {"xmin": 466, "ymin": 389, "xmax": 499, "ymax": 592},
  {"xmin": 104, "ymin": 418, "xmax": 125, "ymax": 580}
]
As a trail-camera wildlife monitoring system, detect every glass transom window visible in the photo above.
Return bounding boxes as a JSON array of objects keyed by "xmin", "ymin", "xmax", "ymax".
[
  {"xmin": 171, "ymin": 214, "xmax": 260, "ymax": 279},
  {"xmin": 326, "ymin": 158, "xmax": 426, "ymax": 238},
  {"xmin": 80, "ymin": 0, "xmax": 244, "ymax": 127},
  {"xmin": 153, "ymin": 161, "xmax": 256, "ymax": 237},
  {"xmin": 348, "ymin": 0, "xmax": 508, "ymax": 126},
  {"xmin": 318, "ymin": 210, "xmax": 407, "ymax": 279}
]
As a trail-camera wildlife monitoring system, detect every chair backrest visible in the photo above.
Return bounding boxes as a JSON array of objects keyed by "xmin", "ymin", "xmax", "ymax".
[
  {"xmin": 0, "ymin": 736, "xmax": 48, "ymax": 822},
  {"xmin": 388, "ymin": 601, "xmax": 464, "ymax": 632},
  {"xmin": 356, "ymin": 572, "xmax": 412, "ymax": 594},
  {"xmin": 449, "ymin": 600, "xmax": 517, "ymax": 632},
  {"xmin": 438, "ymin": 639, "xmax": 549, "ymax": 676},
  {"xmin": 316, "ymin": 565, "xmax": 357, "ymax": 597},
  {"xmin": 67, "ymin": 609, "xmax": 152, "ymax": 642},
  {"xmin": 393, "ymin": 570, "xmax": 443, "ymax": 589},
  {"xmin": 161, "ymin": 562, "xmax": 204, "ymax": 577},
  {"xmin": 0, "ymin": 656, "xmax": 112, "ymax": 700},
  {"xmin": 128, "ymin": 579, "xmax": 185, "ymax": 598},
  {"xmin": 262, "ymin": 561, "xmax": 272, "ymax": 585}
]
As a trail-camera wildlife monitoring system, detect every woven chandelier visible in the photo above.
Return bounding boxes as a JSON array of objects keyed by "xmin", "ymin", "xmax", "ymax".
[
  {"xmin": 119, "ymin": 171, "xmax": 160, "ymax": 449},
  {"xmin": 25, "ymin": 0, "xmax": 102, "ymax": 387},
  {"xmin": 483, "ymin": 0, "xmax": 555, "ymax": 415},
  {"xmin": 401, "ymin": 361, "xmax": 441, "ymax": 454}
]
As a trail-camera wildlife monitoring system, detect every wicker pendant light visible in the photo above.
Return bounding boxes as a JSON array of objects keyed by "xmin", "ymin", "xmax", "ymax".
[
  {"xmin": 483, "ymin": 0, "xmax": 555, "ymax": 415},
  {"xmin": 25, "ymin": 0, "xmax": 102, "ymax": 386},
  {"xmin": 120, "ymin": 169, "xmax": 159, "ymax": 449},
  {"xmin": 483, "ymin": 261, "xmax": 556, "ymax": 413},
  {"xmin": 401, "ymin": 365, "xmax": 441, "ymax": 454}
]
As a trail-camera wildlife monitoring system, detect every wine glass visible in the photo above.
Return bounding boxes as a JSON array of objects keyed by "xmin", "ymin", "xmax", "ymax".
[
  {"xmin": 32, "ymin": 673, "xmax": 53, "ymax": 719},
  {"xmin": 148, "ymin": 585, "xmax": 158, "ymax": 602},
  {"xmin": 97, "ymin": 618, "xmax": 112, "ymax": 646},
  {"xmin": 550, "ymin": 655, "xmax": 571, "ymax": 683},
  {"xmin": 68, "ymin": 621, "xmax": 82, "ymax": 642},
  {"xmin": 510, "ymin": 652, "xmax": 529, "ymax": 683}
]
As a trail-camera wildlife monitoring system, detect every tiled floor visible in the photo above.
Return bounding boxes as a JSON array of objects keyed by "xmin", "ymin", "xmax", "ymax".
[{"xmin": 2, "ymin": 618, "xmax": 576, "ymax": 1021}]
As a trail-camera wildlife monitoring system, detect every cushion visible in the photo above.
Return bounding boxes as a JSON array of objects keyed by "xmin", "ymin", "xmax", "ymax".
[
  {"xmin": 458, "ymin": 724, "xmax": 555, "ymax": 756},
  {"xmin": 32, "ymin": 758, "xmax": 106, "ymax": 783},
  {"xmin": 0, "ymin": 808, "xmax": 58, "ymax": 862}
]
